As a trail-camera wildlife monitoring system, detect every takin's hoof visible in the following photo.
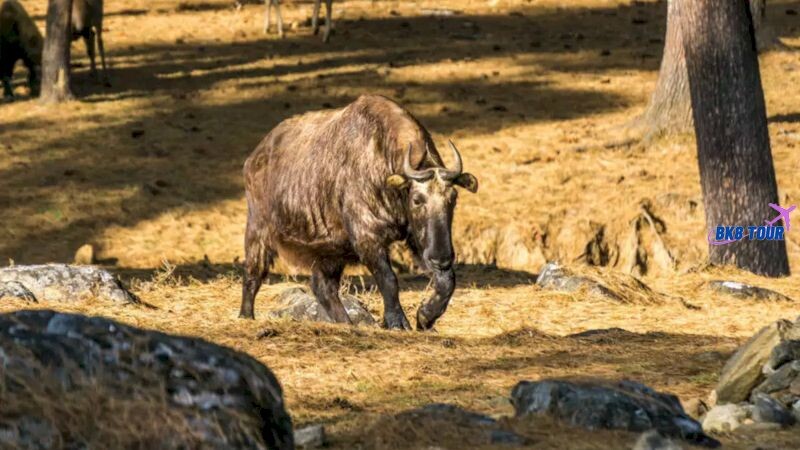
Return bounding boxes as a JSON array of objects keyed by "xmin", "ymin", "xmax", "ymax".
[
  {"xmin": 415, "ymin": 310, "xmax": 437, "ymax": 332},
  {"xmin": 238, "ymin": 311, "xmax": 256, "ymax": 320},
  {"xmin": 382, "ymin": 313, "xmax": 412, "ymax": 331}
]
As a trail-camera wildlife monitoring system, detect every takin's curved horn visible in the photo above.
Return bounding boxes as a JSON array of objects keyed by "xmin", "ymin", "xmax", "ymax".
[
  {"xmin": 403, "ymin": 143, "xmax": 435, "ymax": 181},
  {"xmin": 440, "ymin": 140, "xmax": 464, "ymax": 181}
]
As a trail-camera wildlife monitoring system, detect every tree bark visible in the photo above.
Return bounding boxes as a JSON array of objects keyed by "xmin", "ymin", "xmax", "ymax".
[
  {"xmin": 681, "ymin": 0, "xmax": 789, "ymax": 277},
  {"xmin": 638, "ymin": 0, "xmax": 692, "ymax": 137},
  {"xmin": 639, "ymin": 0, "xmax": 781, "ymax": 137},
  {"xmin": 40, "ymin": 0, "xmax": 73, "ymax": 103}
]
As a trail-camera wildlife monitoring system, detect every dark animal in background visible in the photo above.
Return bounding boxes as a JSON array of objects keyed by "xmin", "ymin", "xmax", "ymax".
[
  {"xmin": 0, "ymin": 0, "xmax": 43, "ymax": 98},
  {"xmin": 72, "ymin": 0, "xmax": 109, "ymax": 83},
  {"xmin": 241, "ymin": 95, "xmax": 478, "ymax": 330},
  {"xmin": 263, "ymin": 0, "xmax": 334, "ymax": 42}
]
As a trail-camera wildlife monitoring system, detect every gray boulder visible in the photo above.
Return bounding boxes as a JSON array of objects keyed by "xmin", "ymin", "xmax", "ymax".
[
  {"xmin": 0, "ymin": 264, "xmax": 139, "ymax": 304},
  {"xmin": 510, "ymin": 379, "xmax": 718, "ymax": 447},
  {"xmin": 268, "ymin": 286, "xmax": 376, "ymax": 326},
  {"xmin": 536, "ymin": 262, "xmax": 621, "ymax": 300},
  {"xmin": 752, "ymin": 393, "xmax": 796, "ymax": 426},
  {"xmin": 708, "ymin": 280, "xmax": 792, "ymax": 302},
  {"xmin": 0, "ymin": 310, "xmax": 293, "ymax": 449},
  {"xmin": 712, "ymin": 320, "xmax": 789, "ymax": 404}
]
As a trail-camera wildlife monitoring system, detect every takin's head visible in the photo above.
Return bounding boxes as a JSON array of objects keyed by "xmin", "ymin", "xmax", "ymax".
[{"xmin": 386, "ymin": 141, "xmax": 478, "ymax": 273}]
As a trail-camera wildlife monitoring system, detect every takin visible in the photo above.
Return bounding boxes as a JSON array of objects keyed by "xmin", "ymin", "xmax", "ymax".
[
  {"xmin": 262, "ymin": 0, "xmax": 334, "ymax": 42},
  {"xmin": 241, "ymin": 95, "xmax": 478, "ymax": 330},
  {"xmin": 72, "ymin": 0, "xmax": 108, "ymax": 83},
  {"xmin": 0, "ymin": 0, "xmax": 43, "ymax": 98}
]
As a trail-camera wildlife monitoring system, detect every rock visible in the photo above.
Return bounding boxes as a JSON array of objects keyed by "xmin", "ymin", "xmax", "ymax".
[
  {"xmin": 752, "ymin": 360, "xmax": 800, "ymax": 398},
  {"xmin": 633, "ymin": 430, "xmax": 683, "ymax": 450},
  {"xmin": 712, "ymin": 320, "xmax": 788, "ymax": 404},
  {"xmin": 0, "ymin": 264, "xmax": 139, "ymax": 304},
  {"xmin": 73, "ymin": 244, "xmax": 95, "ymax": 265},
  {"xmin": 363, "ymin": 403, "xmax": 528, "ymax": 448},
  {"xmin": 0, "ymin": 310, "xmax": 294, "ymax": 449},
  {"xmin": 510, "ymin": 379, "xmax": 718, "ymax": 447},
  {"xmin": 268, "ymin": 286, "xmax": 376, "ymax": 326},
  {"xmin": 793, "ymin": 400, "xmax": 800, "ymax": 421},
  {"xmin": 702, "ymin": 404, "xmax": 752, "ymax": 433},
  {"xmin": 294, "ymin": 424, "xmax": 326, "ymax": 448},
  {"xmin": 766, "ymin": 340, "xmax": 800, "ymax": 372},
  {"xmin": 0, "ymin": 280, "xmax": 37, "ymax": 302},
  {"xmin": 752, "ymin": 393, "xmax": 797, "ymax": 426},
  {"xmin": 536, "ymin": 262, "xmax": 621, "ymax": 300},
  {"xmin": 708, "ymin": 280, "xmax": 793, "ymax": 302}
]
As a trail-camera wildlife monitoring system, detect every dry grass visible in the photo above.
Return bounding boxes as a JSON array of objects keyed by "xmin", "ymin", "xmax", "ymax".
[{"xmin": 2, "ymin": 0, "xmax": 800, "ymax": 448}]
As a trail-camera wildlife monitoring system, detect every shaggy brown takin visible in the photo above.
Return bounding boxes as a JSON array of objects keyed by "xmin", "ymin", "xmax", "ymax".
[
  {"xmin": 0, "ymin": 0, "xmax": 42, "ymax": 98},
  {"xmin": 241, "ymin": 95, "xmax": 478, "ymax": 330},
  {"xmin": 72, "ymin": 0, "xmax": 108, "ymax": 83}
]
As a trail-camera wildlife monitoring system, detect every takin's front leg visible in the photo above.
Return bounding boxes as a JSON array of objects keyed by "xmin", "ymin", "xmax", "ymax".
[
  {"xmin": 362, "ymin": 251, "xmax": 411, "ymax": 330},
  {"xmin": 416, "ymin": 269, "xmax": 455, "ymax": 331},
  {"xmin": 1, "ymin": 77, "xmax": 13, "ymax": 98},
  {"xmin": 1, "ymin": 60, "xmax": 15, "ymax": 98}
]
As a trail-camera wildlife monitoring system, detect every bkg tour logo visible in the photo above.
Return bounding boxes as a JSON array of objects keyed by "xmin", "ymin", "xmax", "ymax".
[{"xmin": 707, "ymin": 203, "xmax": 796, "ymax": 246}]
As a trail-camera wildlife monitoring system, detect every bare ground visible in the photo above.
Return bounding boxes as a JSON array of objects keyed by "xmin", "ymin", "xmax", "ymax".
[{"xmin": 2, "ymin": 0, "xmax": 800, "ymax": 448}]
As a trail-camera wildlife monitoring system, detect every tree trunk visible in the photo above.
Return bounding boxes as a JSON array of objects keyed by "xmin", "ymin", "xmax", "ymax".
[
  {"xmin": 638, "ymin": 0, "xmax": 692, "ymax": 137},
  {"xmin": 681, "ymin": 0, "xmax": 789, "ymax": 277},
  {"xmin": 639, "ymin": 0, "xmax": 781, "ymax": 138},
  {"xmin": 40, "ymin": 0, "xmax": 73, "ymax": 103}
]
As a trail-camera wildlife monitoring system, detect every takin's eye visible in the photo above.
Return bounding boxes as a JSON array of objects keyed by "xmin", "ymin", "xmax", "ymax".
[{"xmin": 411, "ymin": 194, "xmax": 426, "ymax": 207}]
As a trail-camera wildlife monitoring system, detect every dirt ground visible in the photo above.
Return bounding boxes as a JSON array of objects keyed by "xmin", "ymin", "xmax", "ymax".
[{"xmin": 2, "ymin": 0, "xmax": 800, "ymax": 448}]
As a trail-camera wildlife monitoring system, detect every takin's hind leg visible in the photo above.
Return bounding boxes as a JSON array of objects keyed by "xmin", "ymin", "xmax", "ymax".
[
  {"xmin": 83, "ymin": 31, "xmax": 98, "ymax": 80},
  {"xmin": 240, "ymin": 228, "xmax": 274, "ymax": 319},
  {"xmin": 310, "ymin": 262, "xmax": 351, "ymax": 324}
]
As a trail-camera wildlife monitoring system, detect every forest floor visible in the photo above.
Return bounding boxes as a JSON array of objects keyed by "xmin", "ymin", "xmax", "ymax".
[{"xmin": 2, "ymin": 0, "xmax": 800, "ymax": 448}]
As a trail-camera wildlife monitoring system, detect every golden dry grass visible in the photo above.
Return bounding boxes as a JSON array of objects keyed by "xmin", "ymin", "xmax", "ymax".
[{"xmin": 2, "ymin": 0, "xmax": 800, "ymax": 448}]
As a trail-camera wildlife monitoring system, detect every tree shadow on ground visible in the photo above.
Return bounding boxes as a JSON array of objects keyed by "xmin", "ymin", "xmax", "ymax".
[{"xmin": 3, "ymin": 0, "xmax": 800, "ymax": 265}]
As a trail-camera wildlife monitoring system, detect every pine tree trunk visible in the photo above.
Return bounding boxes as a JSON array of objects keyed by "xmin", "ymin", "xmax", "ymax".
[
  {"xmin": 681, "ymin": 0, "xmax": 789, "ymax": 277},
  {"xmin": 639, "ymin": 0, "xmax": 781, "ymax": 137},
  {"xmin": 639, "ymin": 0, "xmax": 692, "ymax": 137},
  {"xmin": 40, "ymin": 0, "xmax": 73, "ymax": 103}
]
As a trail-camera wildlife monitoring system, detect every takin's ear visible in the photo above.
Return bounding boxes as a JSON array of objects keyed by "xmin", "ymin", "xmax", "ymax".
[
  {"xmin": 454, "ymin": 173, "xmax": 478, "ymax": 193},
  {"xmin": 385, "ymin": 174, "xmax": 409, "ymax": 189}
]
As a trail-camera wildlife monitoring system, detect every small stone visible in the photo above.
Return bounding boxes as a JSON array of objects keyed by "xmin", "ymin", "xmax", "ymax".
[
  {"xmin": 294, "ymin": 424, "xmax": 326, "ymax": 448},
  {"xmin": 702, "ymin": 404, "xmax": 751, "ymax": 433},
  {"xmin": 708, "ymin": 280, "xmax": 793, "ymax": 302},
  {"xmin": 74, "ymin": 244, "xmax": 95, "ymax": 265},
  {"xmin": 633, "ymin": 430, "xmax": 683, "ymax": 450},
  {"xmin": 536, "ymin": 262, "xmax": 621, "ymax": 300},
  {"xmin": 752, "ymin": 393, "xmax": 796, "ymax": 426},
  {"xmin": 268, "ymin": 287, "xmax": 376, "ymax": 326}
]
